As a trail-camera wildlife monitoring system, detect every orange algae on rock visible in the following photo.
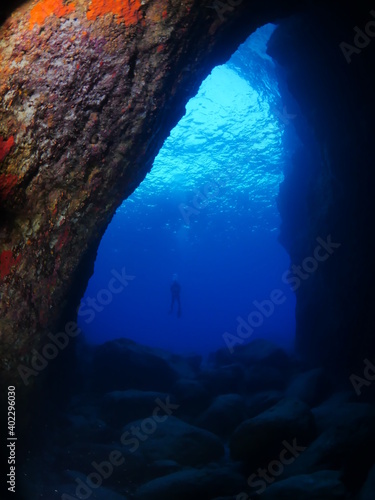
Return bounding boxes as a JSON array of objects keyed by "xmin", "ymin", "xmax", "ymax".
[
  {"xmin": 0, "ymin": 250, "xmax": 21, "ymax": 280},
  {"xmin": 146, "ymin": 0, "xmax": 168, "ymax": 23},
  {"xmin": 29, "ymin": 0, "xmax": 76, "ymax": 30},
  {"xmin": 86, "ymin": 0, "xmax": 142, "ymax": 25},
  {"xmin": 0, "ymin": 136, "xmax": 15, "ymax": 162}
]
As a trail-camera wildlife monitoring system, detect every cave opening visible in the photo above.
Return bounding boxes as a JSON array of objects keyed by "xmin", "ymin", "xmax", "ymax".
[
  {"xmin": 2, "ymin": 1, "xmax": 375, "ymax": 498},
  {"xmin": 77, "ymin": 23, "xmax": 305, "ymax": 357}
]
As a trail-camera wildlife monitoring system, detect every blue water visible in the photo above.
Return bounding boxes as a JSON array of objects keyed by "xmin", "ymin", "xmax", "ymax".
[{"xmin": 78, "ymin": 24, "xmax": 299, "ymax": 356}]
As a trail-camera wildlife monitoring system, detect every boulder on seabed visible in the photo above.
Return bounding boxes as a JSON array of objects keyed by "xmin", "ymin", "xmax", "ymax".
[
  {"xmin": 286, "ymin": 367, "xmax": 330, "ymax": 407},
  {"xmin": 195, "ymin": 393, "xmax": 247, "ymax": 437},
  {"xmin": 245, "ymin": 390, "xmax": 284, "ymax": 418},
  {"xmin": 211, "ymin": 497, "xmax": 237, "ymax": 500},
  {"xmin": 198, "ymin": 363, "xmax": 245, "ymax": 396},
  {"xmin": 134, "ymin": 465, "xmax": 247, "ymax": 500},
  {"xmin": 171, "ymin": 378, "xmax": 211, "ymax": 418},
  {"xmin": 148, "ymin": 459, "xmax": 181, "ymax": 476},
  {"xmin": 260, "ymin": 470, "xmax": 348, "ymax": 500},
  {"xmin": 58, "ymin": 482, "xmax": 128, "ymax": 500},
  {"xmin": 359, "ymin": 464, "xmax": 375, "ymax": 500},
  {"xmin": 61, "ymin": 470, "xmax": 128, "ymax": 499},
  {"xmin": 244, "ymin": 364, "xmax": 287, "ymax": 393},
  {"xmin": 100, "ymin": 390, "xmax": 176, "ymax": 428},
  {"xmin": 211, "ymin": 339, "xmax": 291, "ymax": 370},
  {"xmin": 61, "ymin": 412, "xmax": 113, "ymax": 444},
  {"xmin": 230, "ymin": 398, "xmax": 316, "ymax": 465},
  {"xmin": 54, "ymin": 441, "xmax": 147, "ymax": 486},
  {"xmin": 311, "ymin": 392, "xmax": 362, "ymax": 432},
  {"xmin": 90, "ymin": 338, "xmax": 196, "ymax": 393},
  {"xmin": 121, "ymin": 416, "xmax": 225, "ymax": 466},
  {"xmin": 284, "ymin": 400, "xmax": 375, "ymax": 491}
]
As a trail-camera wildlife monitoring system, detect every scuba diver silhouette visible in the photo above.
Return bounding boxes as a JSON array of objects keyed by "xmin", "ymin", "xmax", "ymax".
[{"xmin": 169, "ymin": 273, "xmax": 181, "ymax": 317}]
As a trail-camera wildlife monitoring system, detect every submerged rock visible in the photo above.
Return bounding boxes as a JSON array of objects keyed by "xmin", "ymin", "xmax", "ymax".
[
  {"xmin": 121, "ymin": 416, "xmax": 225, "ymax": 466},
  {"xmin": 61, "ymin": 412, "xmax": 113, "ymax": 444},
  {"xmin": 244, "ymin": 364, "xmax": 287, "ymax": 392},
  {"xmin": 286, "ymin": 367, "xmax": 329, "ymax": 407},
  {"xmin": 311, "ymin": 393, "xmax": 365, "ymax": 432},
  {"xmin": 245, "ymin": 391, "xmax": 284, "ymax": 419},
  {"xmin": 230, "ymin": 398, "xmax": 316, "ymax": 464},
  {"xmin": 284, "ymin": 401, "xmax": 375, "ymax": 490},
  {"xmin": 195, "ymin": 393, "xmax": 247, "ymax": 437},
  {"xmin": 90, "ymin": 339, "xmax": 182, "ymax": 393},
  {"xmin": 212, "ymin": 339, "xmax": 291, "ymax": 370},
  {"xmin": 171, "ymin": 378, "xmax": 210, "ymax": 418},
  {"xmin": 260, "ymin": 470, "xmax": 348, "ymax": 500},
  {"xmin": 54, "ymin": 441, "xmax": 145, "ymax": 477},
  {"xmin": 199, "ymin": 363, "xmax": 245, "ymax": 396},
  {"xmin": 134, "ymin": 466, "xmax": 247, "ymax": 500},
  {"xmin": 61, "ymin": 470, "xmax": 128, "ymax": 499},
  {"xmin": 359, "ymin": 464, "xmax": 375, "ymax": 500},
  {"xmin": 100, "ymin": 390, "xmax": 175, "ymax": 428}
]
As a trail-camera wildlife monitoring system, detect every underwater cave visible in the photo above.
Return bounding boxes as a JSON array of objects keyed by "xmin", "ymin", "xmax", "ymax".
[
  {"xmin": 1, "ymin": 1, "xmax": 375, "ymax": 499},
  {"xmin": 78, "ymin": 23, "xmax": 299, "ymax": 356}
]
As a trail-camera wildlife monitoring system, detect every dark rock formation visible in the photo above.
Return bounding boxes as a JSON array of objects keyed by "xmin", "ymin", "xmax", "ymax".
[
  {"xmin": 195, "ymin": 393, "xmax": 247, "ymax": 437},
  {"xmin": 134, "ymin": 466, "xmax": 247, "ymax": 500},
  {"xmin": 90, "ymin": 338, "xmax": 188, "ymax": 393},
  {"xmin": 260, "ymin": 470, "xmax": 348, "ymax": 500},
  {"xmin": 245, "ymin": 390, "xmax": 284, "ymax": 418},
  {"xmin": 61, "ymin": 470, "xmax": 130, "ymax": 500},
  {"xmin": 268, "ymin": 5, "xmax": 375, "ymax": 376},
  {"xmin": 121, "ymin": 415, "xmax": 225, "ymax": 466},
  {"xmin": 359, "ymin": 465, "xmax": 375, "ymax": 500},
  {"xmin": 100, "ymin": 389, "xmax": 176, "ymax": 427},
  {"xmin": 199, "ymin": 362, "xmax": 246, "ymax": 396},
  {"xmin": 285, "ymin": 400, "xmax": 375, "ymax": 490},
  {"xmin": 229, "ymin": 397, "xmax": 316, "ymax": 464},
  {"xmin": 285, "ymin": 367, "xmax": 329, "ymax": 407},
  {"xmin": 12, "ymin": 337, "xmax": 375, "ymax": 498},
  {"xmin": 171, "ymin": 377, "xmax": 210, "ymax": 417},
  {"xmin": 211, "ymin": 338, "xmax": 291, "ymax": 369}
]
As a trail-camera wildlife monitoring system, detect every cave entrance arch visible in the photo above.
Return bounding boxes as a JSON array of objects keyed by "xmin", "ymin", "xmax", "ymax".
[
  {"xmin": 0, "ymin": 0, "xmax": 373, "ymax": 394},
  {"xmin": 77, "ymin": 23, "xmax": 302, "ymax": 357},
  {"xmin": 2, "ymin": 1, "xmax": 375, "ymax": 498}
]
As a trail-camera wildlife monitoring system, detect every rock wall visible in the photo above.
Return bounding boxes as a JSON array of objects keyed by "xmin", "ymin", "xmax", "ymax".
[
  {"xmin": 269, "ymin": 4, "xmax": 375, "ymax": 378},
  {"xmin": 0, "ymin": 0, "xmax": 374, "ymax": 395}
]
